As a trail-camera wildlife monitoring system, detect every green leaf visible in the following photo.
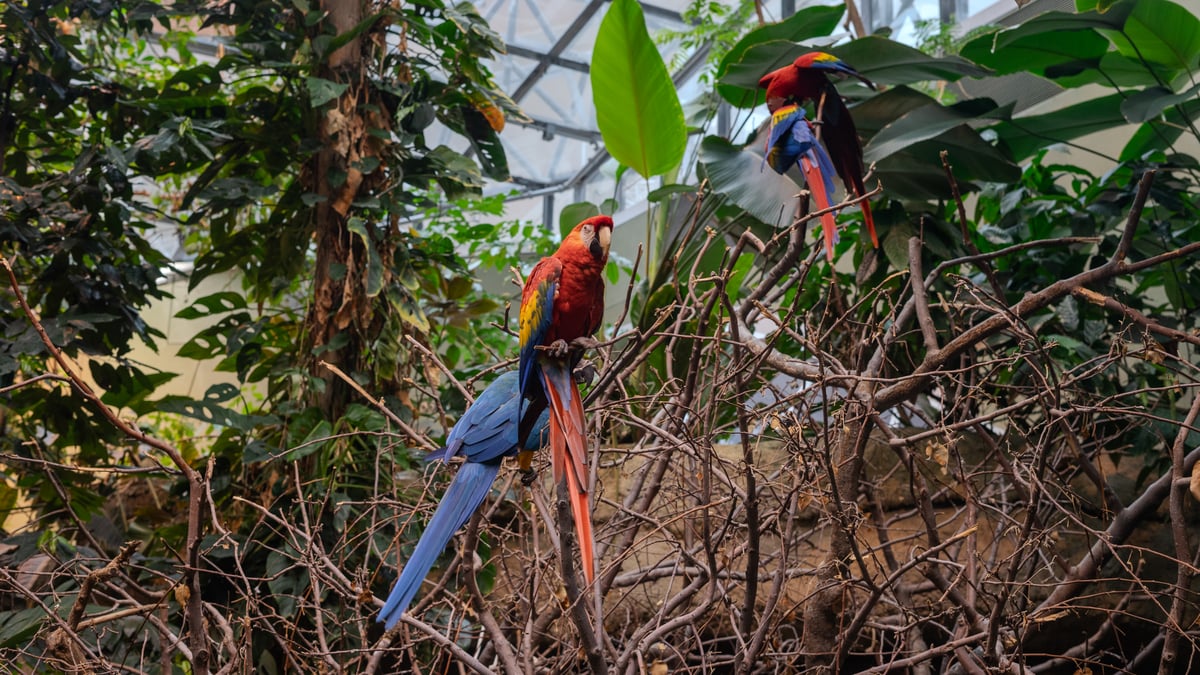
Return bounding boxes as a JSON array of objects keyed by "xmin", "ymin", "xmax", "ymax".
[
  {"xmin": 882, "ymin": 220, "xmax": 915, "ymax": 270},
  {"xmin": 874, "ymin": 126, "xmax": 1019, "ymax": 198},
  {"xmin": 714, "ymin": 4, "xmax": 845, "ymax": 106},
  {"xmin": 832, "ymin": 37, "xmax": 992, "ymax": 85},
  {"xmin": 1100, "ymin": 0, "xmax": 1200, "ymax": 77},
  {"xmin": 960, "ymin": 26, "xmax": 1111, "ymax": 82},
  {"xmin": 993, "ymin": 92, "xmax": 1128, "ymax": 160},
  {"xmin": 175, "ymin": 291, "xmax": 247, "ymax": 319},
  {"xmin": 1120, "ymin": 82, "xmax": 1200, "ymax": 123},
  {"xmin": 591, "ymin": 0, "xmax": 686, "ymax": 178},
  {"xmin": 0, "ymin": 608, "xmax": 46, "ymax": 647},
  {"xmin": 306, "ymin": 77, "xmax": 348, "ymax": 107},
  {"xmin": 698, "ymin": 135, "xmax": 802, "ymax": 227},
  {"xmin": 847, "ymin": 85, "xmax": 939, "ymax": 138},
  {"xmin": 0, "ymin": 482, "xmax": 18, "ymax": 527},
  {"xmin": 462, "ymin": 106, "xmax": 509, "ymax": 181},
  {"xmin": 287, "ymin": 419, "xmax": 333, "ymax": 460},
  {"xmin": 346, "ymin": 218, "xmax": 384, "ymax": 297},
  {"xmin": 560, "ymin": 202, "xmax": 601, "ymax": 238},
  {"xmin": 719, "ymin": 40, "xmax": 813, "ymax": 98},
  {"xmin": 864, "ymin": 98, "xmax": 1010, "ymax": 164},
  {"xmin": 1120, "ymin": 98, "xmax": 1200, "ymax": 160},
  {"xmin": 647, "ymin": 184, "xmax": 696, "ymax": 202}
]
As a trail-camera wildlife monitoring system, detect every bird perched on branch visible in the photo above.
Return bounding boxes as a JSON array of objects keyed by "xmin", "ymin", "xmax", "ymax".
[
  {"xmin": 759, "ymin": 51, "xmax": 878, "ymax": 258},
  {"xmin": 518, "ymin": 215, "xmax": 612, "ymax": 583},
  {"xmin": 377, "ymin": 370, "xmax": 549, "ymax": 630},
  {"xmin": 764, "ymin": 105, "xmax": 841, "ymax": 259}
]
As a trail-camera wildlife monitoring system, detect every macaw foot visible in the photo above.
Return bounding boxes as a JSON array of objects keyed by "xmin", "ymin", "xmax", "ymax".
[
  {"xmin": 573, "ymin": 362, "xmax": 597, "ymax": 386},
  {"xmin": 542, "ymin": 339, "xmax": 570, "ymax": 360},
  {"xmin": 520, "ymin": 467, "xmax": 539, "ymax": 486}
]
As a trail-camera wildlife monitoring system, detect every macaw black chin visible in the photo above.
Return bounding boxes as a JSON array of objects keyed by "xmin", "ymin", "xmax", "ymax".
[{"xmin": 589, "ymin": 237, "xmax": 605, "ymax": 261}]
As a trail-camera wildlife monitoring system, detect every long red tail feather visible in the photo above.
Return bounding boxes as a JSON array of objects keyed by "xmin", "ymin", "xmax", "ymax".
[
  {"xmin": 801, "ymin": 156, "xmax": 838, "ymax": 261},
  {"xmin": 543, "ymin": 370, "xmax": 595, "ymax": 583}
]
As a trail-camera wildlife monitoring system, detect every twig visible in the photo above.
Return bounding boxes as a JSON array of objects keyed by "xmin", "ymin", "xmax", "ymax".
[
  {"xmin": 320, "ymin": 358, "xmax": 437, "ymax": 450},
  {"xmin": 1, "ymin": 255, "xmax": 212, "ymax": 675}
]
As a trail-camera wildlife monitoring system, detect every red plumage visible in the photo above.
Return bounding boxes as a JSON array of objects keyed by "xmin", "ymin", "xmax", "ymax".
[
  {"xmin": 518, "ymin": 215, "xmax": 613, "ymax": 583},
  {"xmin": 759, "ymin": 52, "xmax": 879, "ymax": 249}
]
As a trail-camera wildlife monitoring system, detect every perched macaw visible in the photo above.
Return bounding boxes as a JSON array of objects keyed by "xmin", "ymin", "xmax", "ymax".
[
  {"xmin": 764, "ymin": 104, "xmax": 841, "ymax": 259},
  {"xmin": 759, "ymin": 51, "xmax": 878, "ymax": 253},
  {"xmin": 377, "ymin": 371, "xmax": 549, "ymax": 630},
  {"xmin": 518, "ymin": 215, "xmax": 613, "ymax": 583}
]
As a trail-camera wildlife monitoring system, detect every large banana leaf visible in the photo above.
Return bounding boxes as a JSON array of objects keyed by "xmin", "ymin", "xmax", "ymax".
[{"xmin": 591, "ymin": 0, "xmax": 686, "ymax": 179}]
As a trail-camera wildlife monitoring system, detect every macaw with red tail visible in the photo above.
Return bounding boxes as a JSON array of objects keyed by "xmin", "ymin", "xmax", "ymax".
[
  {"xmin": 377, "ymin": 371, "xmax": 549, "ymax": 630},
  {"xmin": 759, "ymin": 51, "xmax": 878, "ymax": 255},
  {"xmin": 518, "ymin": 215, "xmax": 612, "ymax": 584},
  {"xmin": 764, "ymin": 105, "xmax": 841, "ymax": 259}
]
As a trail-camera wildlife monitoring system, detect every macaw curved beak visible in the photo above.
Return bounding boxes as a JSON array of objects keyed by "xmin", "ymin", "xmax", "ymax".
[{"xmin": 592, "ymin": 224, "xmax": 611, "ymax": 261}]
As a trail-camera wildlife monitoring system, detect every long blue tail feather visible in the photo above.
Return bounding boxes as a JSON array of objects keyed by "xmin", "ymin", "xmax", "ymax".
[{"xmin": 377, "ymin": 461, "xmax": 502, "ymax": 629}]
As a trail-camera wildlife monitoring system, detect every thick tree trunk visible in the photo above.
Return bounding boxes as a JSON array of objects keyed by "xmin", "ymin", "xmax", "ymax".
[{"xmin": 306, "ymin": 0, "xmax": 369, "ymax": 419}]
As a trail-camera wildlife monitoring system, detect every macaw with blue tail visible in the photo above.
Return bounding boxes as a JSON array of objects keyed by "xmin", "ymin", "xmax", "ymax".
[
  {"xmin": 377, "ymin": 370, "xmax": 549, "ymax": 630},
  {"xmin": 759, "ymin": 51, "xmax": 878, "ymax": 255},
  {"xmin": 518, "ymin": 215, "xmax": 613, "ymax": 584},
  {"xmin": 764, "ymin": 104, "xmax": 841, "ymax": 260}
]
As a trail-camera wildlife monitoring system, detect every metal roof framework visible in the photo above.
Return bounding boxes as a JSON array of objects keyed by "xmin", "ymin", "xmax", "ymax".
[
  {"xmin": 449, "ymin": 0, "xmax": 705, "ymax": 228},
  {"xmin": 444, "ymin": 0, "xmax": 1009, "ymax": 229}
]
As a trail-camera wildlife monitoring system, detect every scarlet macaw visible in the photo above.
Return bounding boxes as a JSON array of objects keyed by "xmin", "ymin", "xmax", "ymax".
[
  {"xmin": 758, "ymin": 51, "xmax": 878, "ymax": 254},
  {"xmin": 518, "ymin": 215, "xmax": 613, "ymax": 583},
  {"xmin": 764, "ymin": 104, "xmax": 841, "ymax": 259},
  {"xmin": 377, "ymin": 370, "xmax": 549, "ymax": 630}
]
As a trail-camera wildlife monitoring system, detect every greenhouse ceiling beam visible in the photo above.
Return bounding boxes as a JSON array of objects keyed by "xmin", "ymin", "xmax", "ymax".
[
  {"xmin": 511, "ymin": 117, "xmax": 604, "ymax": 143},
  {"xmin": 505, "ymin": 44, "xmax": 590, "ymax": 74},
  {"xmin": 510, "ymin": 0, "xmax": 607, "ymax": 103},
  {"xmin": 637, "ymin": 2, "xmax": 683, "ymax": 21}
]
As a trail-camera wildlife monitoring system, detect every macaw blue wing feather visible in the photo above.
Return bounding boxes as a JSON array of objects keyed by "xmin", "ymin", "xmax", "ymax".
[
  {"xmin": 378, "ymin": 460, "xmax": 500, "ymax": 630},
  {"xmin": 763, "ymin": 105, "xmax": 837, "ymax": 203},
  {"xmin": 377, "ymin": 371, "xmax": 548, "ymax": 629}
]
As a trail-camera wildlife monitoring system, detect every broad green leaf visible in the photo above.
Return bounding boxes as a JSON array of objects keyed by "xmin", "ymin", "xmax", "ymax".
[
  {"xmin": 874, "ymin": 126, "xmax": 1020, "ymax": 198},
  {"xmin": 831, "ymin": 37, "xmax": 992, "ymax": 85},
  {"xmin": 882, "ymin": 219, "xmax": 915, "ymax": 270},
  {"xmin": 287, "ymin": 420, "xmax": 333, "ymax": 460},
  {"xmin": 0, "ymin": 608, "xmax": 45, "ymax": 647},
  {"xmin": 864, "ymin": 98, "xmax": 1009, "ymax": 164},
  {"xmin": 156, "ymin": 394, "xmax": 276, "ymax": 432},
  {"xmin": 960, "ymin": 27, "xmax": 1111, "ymax": 82},
  {"xmin": 1121, "ymin": 82, "xmax": 1200, "ymax": 123},
  {"xmin": 846, "ymin": 85, "xmax": 938, "ymax": 138},
  {"xmin": 647, "ymin": 183, "xmax": 696, "ymax": 202},
  {"xmin": 698, "ymin": 135, "xmax": 803, "ymax": 228},
  {"xmin": 720, "ymin": 40, "xmax": 816, "ymax": 95},
  {"xmin": 591, "ymin": 0, "xmax": 686, "ymax": 178},
  {"xmin": 983, "ymin": 6, "xmax": 1130, "ymax": 42},
  {"xmin": 1120, "ymin": 98, "xmax": 1200, "ymax": 160},
  {"xmin": 992, "ymin": 93, "xmax": 1128, "ymax": 160},
  {"xmin": 0, "ymin": 482, "xmax": 19, "ymax": 526},
  {"xmin": 305, "ymin": 77, "xmax": 348, "ymax": 107},
  {"xmin": 560, "ymin": 202, "xmax": 601, "ymax": 238},
  {"xmin": 1099, "ymin": 0, "xmax": 1200, "ymax": 77},
  {"xmin": 175, "ymin": 291, "xmax": 247, "ymax": 319},
  {"xmin": 715, "ymin": 4, "xmax": 845, "ymax": 106}
]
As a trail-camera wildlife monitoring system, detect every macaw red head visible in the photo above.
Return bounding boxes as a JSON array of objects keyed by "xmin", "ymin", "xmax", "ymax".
[
  {"xmin": 793, "ymin": 51, "xmax": 875, "ymax": 88},
  {"xmin": 757, "ymin": 52, "xmax": 875, "ymax": 111},
  {"xmin": 563, "ymin": 215, "xmax": 613, "ymax": 265}
]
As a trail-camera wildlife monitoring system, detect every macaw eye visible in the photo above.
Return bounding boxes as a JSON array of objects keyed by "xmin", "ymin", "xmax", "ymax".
[{"xmin": 582, "ymin": 224, "xmax": 593, "ymax": 236}]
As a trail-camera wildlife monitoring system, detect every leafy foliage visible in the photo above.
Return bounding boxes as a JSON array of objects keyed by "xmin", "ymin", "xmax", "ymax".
[{"xmin": 1, "ymin": 0, "xmax": 1199, "ymax": 671}]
